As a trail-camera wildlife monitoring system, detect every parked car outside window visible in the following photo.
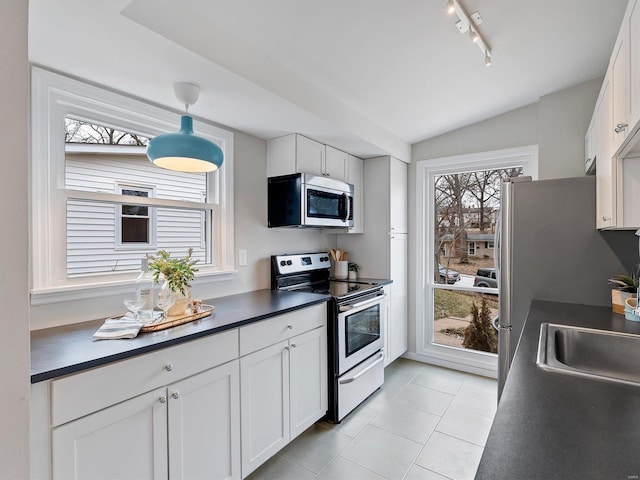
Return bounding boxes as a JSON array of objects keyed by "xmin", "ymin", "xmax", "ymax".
[
  {"xmin": 473, "ymin": 267, "xmax": 498, "ymax": 288},
  {"xmin": 438, "ymin": 264, "xmax": 461, "ymax": 284}
]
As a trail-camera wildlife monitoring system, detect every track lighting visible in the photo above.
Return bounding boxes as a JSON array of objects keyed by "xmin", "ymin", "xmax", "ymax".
[
  {"xmin": 447, "ymin": 0, "xmax": 455, "ymax": 15},
  {"xmin": 446, "ymin": 0, "xmax": 492, "ymax": 66}
]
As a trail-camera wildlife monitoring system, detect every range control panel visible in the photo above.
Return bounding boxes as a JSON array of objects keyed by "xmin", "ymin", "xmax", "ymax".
[{"xmin": 273, "ymin": 252, "xmax": 331, "ymax": 275}]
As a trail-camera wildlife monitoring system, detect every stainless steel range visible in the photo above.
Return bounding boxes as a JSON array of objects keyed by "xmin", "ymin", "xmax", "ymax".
[{"xmin": 271, "ymin": 252, "xmax": 385, "ymax": 423}]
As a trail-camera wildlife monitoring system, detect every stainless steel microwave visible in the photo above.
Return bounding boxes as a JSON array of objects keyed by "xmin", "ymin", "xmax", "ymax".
[{"xmin": 268, "ymin": 173, "xmax": 354, "ymax": 228}]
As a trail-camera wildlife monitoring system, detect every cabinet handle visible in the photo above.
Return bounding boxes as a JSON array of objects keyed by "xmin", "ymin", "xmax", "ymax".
[
  {"xmin": 602, "ymin": 216, "xmax": 611, "ymax": 222},
  {"xmin": 159, "ymin": 396, "xmax": 167, "ymax": 404},
  {"xmin": 284, "ymin": 346, "xmax": 290, "ymax": 351},
  {"xmin": 287, "ymin": 324, "xmax": 293, "ymax": 329},
  {"xmin": 165, "ymin": 363, "xmax": 173, "ymax": 372},
  {"xmin": 615, "ymin": 123, "xmax": 628, "ymax": 134},
  {"xmin": 171, "ymin": 392, "xmax": 180, "ymax": 400},
  {"xmin": 291, "ymin": 343, "xmax": 297, "ymax": 348}
]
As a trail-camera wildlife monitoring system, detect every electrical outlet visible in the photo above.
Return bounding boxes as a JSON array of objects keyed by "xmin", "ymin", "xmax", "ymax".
[{"xmin": 238, "ymin": 249, "xmax": 247, "ymax": 267}]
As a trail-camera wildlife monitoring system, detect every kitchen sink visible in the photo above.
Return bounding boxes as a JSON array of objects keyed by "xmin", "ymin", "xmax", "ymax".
[{"xmin": 536, "ymin": 323, "xmax": 640, "ymax": 386}]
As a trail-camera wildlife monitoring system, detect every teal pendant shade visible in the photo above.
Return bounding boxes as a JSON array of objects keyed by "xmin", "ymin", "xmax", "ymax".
[{"xmin": 147, "ymin": 116, "xmax": 223, "ymax": 173}]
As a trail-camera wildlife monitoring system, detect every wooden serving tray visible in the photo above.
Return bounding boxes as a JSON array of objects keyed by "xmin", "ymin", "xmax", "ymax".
[{"xmin": 140, "ymin": 305, "xmax": 215, "ymax": 333}]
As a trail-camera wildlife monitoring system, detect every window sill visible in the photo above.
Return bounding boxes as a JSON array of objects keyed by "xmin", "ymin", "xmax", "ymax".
[{"xmin": 30, "ymin": 269, "xmax": 238, "ymax": 306}]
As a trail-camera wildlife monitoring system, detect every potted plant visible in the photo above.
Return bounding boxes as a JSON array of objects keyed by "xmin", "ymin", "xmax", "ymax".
[
  {"xmin": 348, "ymin": 262, "xmax": 360, "ymax": 280},
  {"xmin": 147, "ymin": 248, "xmax": 199, "ymax": 316},
  {"xmin": 608, "ymin": 263, "xmax": 640, "ymax": 314}
]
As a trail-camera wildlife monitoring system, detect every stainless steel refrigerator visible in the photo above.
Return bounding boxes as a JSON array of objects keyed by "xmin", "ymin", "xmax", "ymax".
[{"xmin": 496, "ymin": 175, "xmax": 636, "ymax": 399}]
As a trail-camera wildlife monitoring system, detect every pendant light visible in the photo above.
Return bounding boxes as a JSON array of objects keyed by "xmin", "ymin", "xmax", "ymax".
[{"xmin": 147, "ymin": 82, "xmax": 223, "ymax": 173}]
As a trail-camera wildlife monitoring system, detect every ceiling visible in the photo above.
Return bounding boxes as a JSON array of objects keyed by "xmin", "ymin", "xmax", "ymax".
[{"xmin": 29, "ymin": 0, "xmax": 628, "ymax": 161}]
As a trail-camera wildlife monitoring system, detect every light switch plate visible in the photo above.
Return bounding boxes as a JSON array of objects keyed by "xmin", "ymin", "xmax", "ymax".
[{"xmin": 238, "ymin": 249, "xmax": 247, "ymax": 266}]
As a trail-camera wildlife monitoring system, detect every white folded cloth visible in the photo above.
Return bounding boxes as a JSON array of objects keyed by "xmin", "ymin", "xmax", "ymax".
[{"xmin": 93, "ymin": 312, "xmax": 162, "ymax": 340}]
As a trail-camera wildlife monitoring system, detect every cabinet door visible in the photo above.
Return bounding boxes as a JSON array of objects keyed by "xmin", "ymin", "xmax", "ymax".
[
  {"xmin": 296, "ymin": 135, "xmax": 325, "ymax": 177},
  {"xmin": 52, "ymin": 388, "xmax": 168, "ymax": 480},
  {"xmin": 389, "ymin": 158, "xmax": 408, "ymax": 233},
  {"xmin": 382, "ymin": 288, "xmax": 392, "ymax": 367},
  {"xmin": 629, "ymin": 0, "xmax": 640, "ymax": 127},
  {"xmin": 612, "ymin": 30, "xmax": 630, "ymax": 152},
  {"xmin": 388, "ymin": 234, "xmax": 408, "ymax": 363},
  {"xmin": 325, "ymin": 145, "xmax": 348, "ymax": 181},
  {"xmin": 240, "ymin": 341, "xmax": 290, "ymax": 477},
  {"xmin": 596, "ymin": 76, "xmax": 616, "ymax": 228},
  {"xmin": 346, "ymin": 154, "xmax": 364, "ymax": 233},
  {"xmin": 168, "ymin": 360, "xmax": 241, "ymax": 480},
  {"xmin": 289, "ymin": 326, "xmax": 328, "ymax": 440}
]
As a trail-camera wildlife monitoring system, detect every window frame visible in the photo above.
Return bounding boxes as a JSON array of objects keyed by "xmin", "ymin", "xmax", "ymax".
[
  {"xmin": 414, "ymin": 145, "xmax": 538, "ymax": 376},
  {"xmin": 115, "ymin": 183, "xmax": 156, "ymax": 250},
  {"xmin": 31, "ymin": 67, "xmax": 235, "ymax": 305}
]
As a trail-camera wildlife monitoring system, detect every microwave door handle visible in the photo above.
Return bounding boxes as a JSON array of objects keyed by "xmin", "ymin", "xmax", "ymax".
[{"xmin": 342, "ymin": 193, "xmax": 350, "ymax": 222}]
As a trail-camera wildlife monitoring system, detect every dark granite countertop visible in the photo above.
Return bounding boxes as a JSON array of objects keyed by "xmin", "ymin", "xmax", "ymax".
[
  {"xmin": 31, "ymin": 289, "xmax": 330, "ymax": 384},
  {"xmin": 476, "ymin": 300, "xmax": 640, "ymax": 480}
]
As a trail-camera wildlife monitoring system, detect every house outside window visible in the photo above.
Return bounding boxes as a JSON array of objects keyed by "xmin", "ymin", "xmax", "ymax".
[{"xmin": 31, "ymin": 67, "xmax": 234, "ymax": 305}]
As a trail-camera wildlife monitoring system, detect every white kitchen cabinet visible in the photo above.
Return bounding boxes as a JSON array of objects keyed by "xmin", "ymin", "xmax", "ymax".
[
  {"xmin": 267, "ymin": 134, "xmax": 347, "ymax": 181},
  {"xmin": 612, "ymin": 24, "xmax": 630, "ymax": 152},
  {"xmin": 381, "ymin": 286, "xmax": 392, "ymax": 366},
  {"xmin": 53, "ymin": 361, "xmax": 241, "ymax": 480},
  {"xmin": 168, "ymin": 361, "xmax": 241, "ymax": 480},
  {"xmin": 239, "ymin": 303, "xmax": 327, "ymax": 477},
  {"xmin": 629, "ymin": 0, "xmax": 640, "ymax": 127},
  {"xmin": 240, "ymin": 340, "xmax": 290, "ymax": 476},
  {"xmin": 388, "ymin": 234, "xmax": 408, "ymax": 363},
  {"xmin": 596, "ymin": 75, "xmax": 616, "ymax": 229},
  {"xmin": 346, "ymin": 154, "xmax": 364, "ymax": 234},
  {"xmin": 39, "ymin": 329, "xmax": 241, "ymax": 480},
  {"xmin": 324, "ymin": 145, "xmax": 348, "ymax": 180},
  {"xmin": 289, "ymin": 326, "xmax": 328, "ymax": 438},
  {"xmin": 585, "ymin": 116, "xmax": 596, "ymax": 174},
  {"xmin": 389, "ymin": 158, "xmax": 408, "ymax": 234},
  {"xmin": 337, "ymin": 156, "xmax": 408, "ymax": 365},
  {"xmin": 53, "ymin": 388, "xmax": 169, "ymax": 480}
]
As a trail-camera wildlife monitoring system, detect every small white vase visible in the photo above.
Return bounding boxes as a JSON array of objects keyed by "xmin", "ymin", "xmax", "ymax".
[{"xmin": 168, "ymin": 287, "xmax": 192, "ymax": 316}]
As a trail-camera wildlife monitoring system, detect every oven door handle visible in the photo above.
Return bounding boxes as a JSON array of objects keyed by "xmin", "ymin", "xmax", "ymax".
[
  {"xmin": 338, "ymin": 351, "xmax": 384, "ymax": 384},
  {"xmin": 339, "ymin": 293, "xmax": 385, "ymax": 312}
]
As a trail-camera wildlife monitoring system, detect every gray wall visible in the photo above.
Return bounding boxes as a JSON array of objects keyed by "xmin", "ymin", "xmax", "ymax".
[
  {"xmin": 0, "ymin": 0, "xmax": 30, "ymax": 477},
  {"xmin": 407, "ymin": 77, "xmax": 607, "ymax": 357}
]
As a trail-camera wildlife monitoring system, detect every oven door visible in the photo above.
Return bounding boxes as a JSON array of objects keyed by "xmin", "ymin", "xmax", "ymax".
[
  {"xmin": 337, "ymin": 291, "xmax": 385, "ymax": 374},
  {"xmin": 303, "ymin": 184, "xmax": 353, "ymax": 227}
]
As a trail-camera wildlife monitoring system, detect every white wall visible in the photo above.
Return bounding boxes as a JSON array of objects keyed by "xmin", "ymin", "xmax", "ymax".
[
  {"xmin": 30, "ymin": 129, "xmax": 338, "ymax": 328},
  {"xmin": 407, "ymin": 78, "xmax": 603, "ymax": 358},
  {"xmin": 0, "ymin": 0, "xmax": 30, "ymax": 477}
]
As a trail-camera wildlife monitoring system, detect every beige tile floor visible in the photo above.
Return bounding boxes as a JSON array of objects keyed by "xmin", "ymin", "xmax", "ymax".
[{"xmin": 247, "ymin": 358, "xmax": 498, "ymax": 480}]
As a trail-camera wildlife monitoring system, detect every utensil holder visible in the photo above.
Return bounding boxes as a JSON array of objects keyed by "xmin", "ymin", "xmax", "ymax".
[{"xmin": 335, "ymin": 261, "xmax": 348, "ymax": 280}]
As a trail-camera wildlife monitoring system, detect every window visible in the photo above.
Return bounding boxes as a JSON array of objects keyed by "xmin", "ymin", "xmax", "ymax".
[
  {"xmin": 416, "ymin": 145, "xmax": 538, "ymax": 376},
  {"xmin": 118, "ymin": 185, "xmax": 154, "ymax": 246},
  {"xmin": 468, "ymin": 242, "xmax": 476, "ymax": 256},
  {"xmin": 486, "ymin": 241, "xmax": 494, "ymax": 249},
  {"xmin": 31, "ymin": 67, "xmax": 234, "ymax": 304}
]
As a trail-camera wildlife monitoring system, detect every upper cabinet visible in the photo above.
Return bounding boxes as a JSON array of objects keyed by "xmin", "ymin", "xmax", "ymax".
[
  {"xmin": 346, "ymin": 154, "xmax": 364, "ymax": 234},
  {"xmin": 389, "ymin": 158, "xmax": 408, "ymax": 234},
  {"xmin": 628, "ymin": 0, "xmax": 640, "ymax": 127},
  {"xmin": 267, "ymin": 134, "xmax": 347, "ymax": 182},
  {"xmin": 611, "ymin": 25, "xmax": 630, "ymax": 152},
  {"xmin": 591, "ymin": 0, "xmax": 640, "ymax": 229}
]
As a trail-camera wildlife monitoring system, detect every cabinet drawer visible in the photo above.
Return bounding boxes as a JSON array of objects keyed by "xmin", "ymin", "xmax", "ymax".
[
  {"xmin": 239, "ymin": 303, "xmax": 326, "ymax": 356},
  {"xmin": 52, "ymin": 329, "xmax": 238, "ymax": 427}
]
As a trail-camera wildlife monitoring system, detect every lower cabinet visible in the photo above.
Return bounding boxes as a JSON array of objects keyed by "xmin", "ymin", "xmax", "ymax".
[
  {"xmin": 52, "ymin": 361, "xmax": 241, "ymax": 480},
  {"xmin": 240, "ymin": 323, "xmax": 327, "ymax": 477},
  {"xmin": 32, "ymin": 302, "xmax": 328, "ymax": 480},
  {"xmin": 53, "ymin": 387, "xmax": 169, "ymax": 480}
]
